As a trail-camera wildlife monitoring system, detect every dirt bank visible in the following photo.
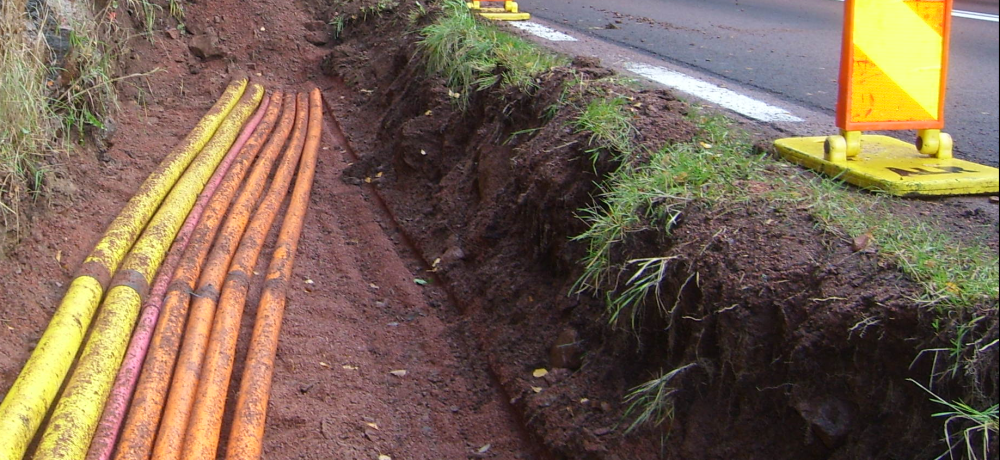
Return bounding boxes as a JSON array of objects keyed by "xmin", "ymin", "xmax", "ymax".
[{"xmin": 2, "ymin": 0, "xmax": 997, "ymax": 459}]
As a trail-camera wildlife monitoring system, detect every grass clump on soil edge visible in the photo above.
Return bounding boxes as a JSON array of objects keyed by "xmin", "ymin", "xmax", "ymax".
[
  {"xmin": 419, "ymin": 0, "xmax": 568, "ymax": 108},
  {"xmin": 570, "ymin": 95, "xmax": 998, "ymax": 455},
  {"xmin": 0, "ymin": 0, "xmax": 173, "ymax": 249}
]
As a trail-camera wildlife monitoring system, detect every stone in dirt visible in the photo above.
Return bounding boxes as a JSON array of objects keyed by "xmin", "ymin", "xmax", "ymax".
[
  {"xmin": 549, "ymin": 328, "xmax": 582, "ymax": 369},
  {"xmin": 188, "ymin": 32, "xmax": 224, "ymax": 60},
  {"xmin": 304, "ymin": 30, "xmax": 329, "ymax": 46}
]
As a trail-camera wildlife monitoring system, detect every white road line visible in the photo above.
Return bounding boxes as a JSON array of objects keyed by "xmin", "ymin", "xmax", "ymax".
[
  {"xmin": 833, "ymin": 0, "xmax": 998, "ymax": 22},
  {"xmin": 509, "ymin": 22, "xmax": 579, "ymax": 41},
  {"xmin": 952, "ymin": 10, "xmax": 999, "ymax": 22},
  {"xmin": 624, "ymin": 63, "xmax": 804, "ymax": 123}
]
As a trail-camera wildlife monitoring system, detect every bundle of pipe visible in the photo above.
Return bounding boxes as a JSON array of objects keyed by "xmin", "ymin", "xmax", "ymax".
[
  {"xmin": 226, "ymin": 88, "xmax": 323, "ymax": 460},
  {"xmin": 114, "ymin": 92, "xmax": 298, "ymax": 460},
  {"xmin": 3, "ymin": 84, "xmax": 323, "ymax": 460},
  {"xmin": 0, "ymin": 78, "xmax": 250, "ymax": 460},
  {"xmin": 33, "ymin": 82, "xmax": 265, "ymax": 460},
  {"xmin": 85, "ymin": 92, "xmax": 279, "ymax": 460},
  {"xmin": 153, "ymin": 91, "xmax": 311, "ymax": 460}
]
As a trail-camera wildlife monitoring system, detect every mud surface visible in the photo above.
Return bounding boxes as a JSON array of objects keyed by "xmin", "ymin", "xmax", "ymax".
[{"xmin": 2, "ymin": 0, "xmax": 998, "ymax": 459}]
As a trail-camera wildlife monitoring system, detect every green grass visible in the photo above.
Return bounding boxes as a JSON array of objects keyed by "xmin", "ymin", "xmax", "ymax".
[
  {"xmin": 1, "ymin": 1, "xmax": 59, "ymax": 237},
  {"xmin": 52, "ymin": 28, "xmax": 120, "ymax": 139},
  {"xmin": 574, "ymin": 96, "xmax": 635, "ymax": 163},
  {"xmin": 622, "ymin": 363, "xmax": 696, "ymax": 433},
  {"xmin": 2, "ymin": 0, "xmax": 143, "ymax": 246},
  {"xmin": 125, "ymin": 0, "xmax": 164, "ymax": 40},
  {"xmin": 911, "ymin": 379, "xmax": 998, "ymax": 460},
  {"xmin": 419, "ymin": 0, "xmax": 568, "ymax": 108}
]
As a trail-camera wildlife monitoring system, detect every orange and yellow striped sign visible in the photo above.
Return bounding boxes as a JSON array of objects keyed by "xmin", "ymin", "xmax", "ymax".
[{"xmin": 836, "ymin": 0, "xmax": 952, "ymax": 130}]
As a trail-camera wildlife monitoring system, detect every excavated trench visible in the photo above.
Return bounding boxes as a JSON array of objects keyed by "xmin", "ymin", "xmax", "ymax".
[{"xmin": 1, "ymin": 0, "xmax": 997, "ymax": 459}]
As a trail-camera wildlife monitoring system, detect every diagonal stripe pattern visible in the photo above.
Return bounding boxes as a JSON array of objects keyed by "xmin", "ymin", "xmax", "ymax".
[{"xmin": 849, "ymin": 0, "xmax": 944, "ymax": 124}]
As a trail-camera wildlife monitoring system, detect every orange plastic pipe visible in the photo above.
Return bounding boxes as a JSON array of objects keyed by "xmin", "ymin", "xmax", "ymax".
[
  {"xmin": 151, "ymin": 93, "xmax": 307, "ymax": 460},
  {"xmin": 114, "ymin": 92, "xmax": 292, "ymax": 460},
  {"xmin": 225, "ymin": 88, "xmax": 323, "ymax": 460},
  {"xmin": 181, "ymin": 92, "xmax": 310, "ymax": 460}
]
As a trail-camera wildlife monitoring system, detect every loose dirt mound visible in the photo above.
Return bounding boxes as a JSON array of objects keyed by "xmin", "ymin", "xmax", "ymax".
[{"xmin": 2, "ymin": 0, "xmax": 997, "ymax": 459}]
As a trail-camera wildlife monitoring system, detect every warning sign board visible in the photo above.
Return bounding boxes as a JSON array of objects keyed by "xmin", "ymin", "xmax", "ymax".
[{"xmin": 836, "ymin": 0, "xmax": 952, "ymax": 131}]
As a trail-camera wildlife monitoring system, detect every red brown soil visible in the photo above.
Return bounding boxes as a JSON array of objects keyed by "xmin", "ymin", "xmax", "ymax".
[{"xmin": 2, "ymin": 0, "xmax": 998, "ymax": 459}]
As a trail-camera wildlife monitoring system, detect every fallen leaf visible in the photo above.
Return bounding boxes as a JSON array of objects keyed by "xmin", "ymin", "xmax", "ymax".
[
  {"xmin": 369, "ymin": 283, "xmax": 379, "ymax": 289},
  {"xmin": 478, "ymin": 444, "xmax": 492, "ymax": 453},
  {"xmin": 579, "ymin": 398, "xmax": 590, "ymax": 404},
  {"xmin": 532, "ymin": 386, "xmax": 543, "ymax": 393},
  {"xmin": 413, "ymin": 278, "xmax": 429, "ymax": 286},
  {"xmin": 366, "ymin": 422, "xmax": 380, "ymax": 430},
  {"xmin": 699, "ymin": 142, "xmax": 713, "ymax": 149},
  {"xmin": 376, "ymin": 171, "xmax": 383, "ymax": 178},
  {"xmin": 304, "ymin": 278, "xmax": 314, "ymax": 285},
  {"xmin": 424, "ymin": 110, "xmax": 433, "ymax": 116},
  {"xmin": 319, "ymin": 362, "xmax": 330, "ymax": 368},
  {"xmin": 851, "ymin": 232, "xmax": 874, "ymax": 252},
  {"xmin": 378, "ymin": 455, "xmax": 391, "ymax": 460},
  {"xmin": 55, "ymin": 250, "xmax": 62, "ymax": 262},
  {"xmin": 342, "ymin": 364, "xmax": 358, "ymax": 370},
  {"xmin": 532, "ymin": 368, "xmax": 548, "ymax": 378},
  {"xmin": 364, "ymin": 177, "xmax": 372, "ymax": 183},
  {"xmin": 390, "ymin": 369, "xmax": 407, "ymax": 377}
]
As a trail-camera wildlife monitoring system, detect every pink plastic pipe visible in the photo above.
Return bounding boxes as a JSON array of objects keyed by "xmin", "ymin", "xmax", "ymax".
[{"xmin": 84, "ymin": 94, "xmax": 272, "ymax": 460}]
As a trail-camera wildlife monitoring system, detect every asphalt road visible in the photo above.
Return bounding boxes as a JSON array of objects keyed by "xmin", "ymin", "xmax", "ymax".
[{"xmin": 529, "ymin": 0, "xmax": 999, "ymax": 167}]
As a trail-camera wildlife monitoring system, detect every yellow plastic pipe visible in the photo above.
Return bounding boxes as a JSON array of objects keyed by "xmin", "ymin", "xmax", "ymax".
[
  {"xmin": 31, "ymin": 83, "xmax": 264, "ymax": 460},
  {"xmin": 0, "ymin": 78, "xmax": 248, "ymax": 460}
]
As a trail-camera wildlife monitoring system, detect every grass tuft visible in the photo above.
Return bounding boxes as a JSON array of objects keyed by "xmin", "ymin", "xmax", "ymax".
[
  {"xmin": 911, "ymin": 379, "xmax": 998, "ymax": 460},
  {"xmin": 419, "ymin": 0, "xmax": 568, "ymax": 108},
  {"xmin": 1, "ymin": 1, "xmax": 59, "ymax": 238},
  {"xmin": 623, "ymin": 363, "xmax": 696, "ymax": 433},
  {"xmin": 573, "ymin": 96, "xmax": 635, "ymax": 163}
]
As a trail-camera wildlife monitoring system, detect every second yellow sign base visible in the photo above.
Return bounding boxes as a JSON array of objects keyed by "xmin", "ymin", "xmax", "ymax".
[{"xmin": 774, "ymin": 135, "xmax": 999, "ymax": 197}]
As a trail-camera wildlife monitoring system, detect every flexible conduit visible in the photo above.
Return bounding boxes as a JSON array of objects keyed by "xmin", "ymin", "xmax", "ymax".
[
  {"xmin": 226, "ymin": 88, "xmax": 323, "ymax": 460},
  {"xmin": 84, "ymin": 94, "xmax": 274, "ymax": 460},
  {"xmin": 0, "ymin": 78, "xmax": 248, "ymax": 460},
  {"xmin": 182, "ymin": 91, "xmax": 313, "ymax": 459},
  {"xmin": 152, "ymin": 92, "xmax": 308, "ymax": 460},
  {"xmin": 114, "ymin": 93, "xmax": 295, "ymax": 460},
  {"xmin": 32, "ymin": 84, "xmax": 264, "ymax": 460}
]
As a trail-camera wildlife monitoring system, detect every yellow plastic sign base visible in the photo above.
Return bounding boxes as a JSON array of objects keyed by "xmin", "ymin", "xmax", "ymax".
[
  {"xmin": 478, "ymin": 11, "xmax": 530, "ymax": 20},
  {"xmin": 467, "ymin": 1, "xmax": 530, "ymax": 20},
  {"xmin": 775, "ymin": 135, "xmax": 999, "ymax": 197}
]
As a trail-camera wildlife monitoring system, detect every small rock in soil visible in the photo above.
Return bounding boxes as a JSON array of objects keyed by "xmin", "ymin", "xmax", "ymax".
[
  {"xmin": 794, "ymin": 396, "xmax": 854, "ymax": 448},
  {"xmin": 549, "ymin": 327, "xmax": 582, "ymax": 369},
  {"xmin": 990, "ymin": 196, "xmax": 999, "ymax": 204},
  {"xmin": 165, "ymin": 28, "xmax": 180, "ymax": 39},
  {"xmin": 304, "ymin": 30, "xmax": 329, "ymax": 46},
  {"xmin": 304, "ymin": 20, "xmax": 327, "ymax": 31},
  {"xmin": 188, "ymin": 32, "xmax": 225, "ymax": 60},
  {"xmin": 443, "ymin": 244, "xmax": 466, "ymax": 262}
]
